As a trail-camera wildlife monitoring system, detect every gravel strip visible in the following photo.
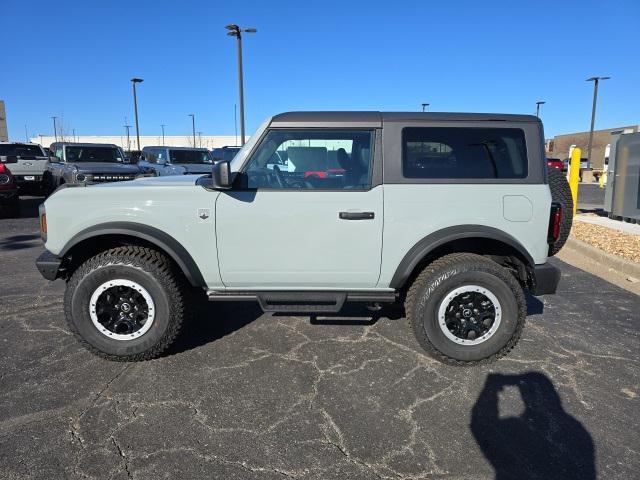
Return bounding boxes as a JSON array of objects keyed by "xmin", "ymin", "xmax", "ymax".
[{"xmin": 570, "ymin": 220, "xmax": 640, "ymax": 263}]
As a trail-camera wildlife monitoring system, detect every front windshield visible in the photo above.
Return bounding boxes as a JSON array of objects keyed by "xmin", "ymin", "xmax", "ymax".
[
  {"xmin": 230, "ymin": 117, "xmax": 272, "ymax": 172},
  {"xmin": 65, "ymin": 146, "xmax": 123, "ymax": 162},
  {"xmin": 0, "ymin": 144, "xmax": 46, "ymax": 157},
  {"xmin": 169, "ymin": 149, "xmax": 212, "ymax": 164}
]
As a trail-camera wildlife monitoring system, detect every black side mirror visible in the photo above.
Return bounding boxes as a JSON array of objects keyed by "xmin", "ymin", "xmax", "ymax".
[{"xmin": 211, "ymin": 160, "xmax": 232, "ymax": 189}]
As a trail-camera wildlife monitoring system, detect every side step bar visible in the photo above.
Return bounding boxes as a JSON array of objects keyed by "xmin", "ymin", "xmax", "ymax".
[{"xmin": 207, "ymin": 290, "xmax": 397, "ymax": 313}]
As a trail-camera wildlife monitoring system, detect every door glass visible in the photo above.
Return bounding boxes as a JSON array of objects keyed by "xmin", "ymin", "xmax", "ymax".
[{"xmin": 244, "ymin": 130, "xmax": 374, "ymax": 189}]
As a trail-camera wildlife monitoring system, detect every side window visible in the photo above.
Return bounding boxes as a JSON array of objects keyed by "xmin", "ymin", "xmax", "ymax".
[
  {"xmin": 55, "ymin": 147, "xmax": 63, "ymax": 160},
  {"xmin": 243, "ymin": 130, "xmax": 374, "ymax": 189},
  {"xmin": 402, "ymin": 127, "xmax": 528, "ymax": 179}
]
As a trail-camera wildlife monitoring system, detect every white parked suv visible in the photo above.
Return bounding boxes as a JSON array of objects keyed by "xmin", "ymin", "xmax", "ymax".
[
  {"xmin": 36, "ymin": 112, "xmax": 572, "ymax": 365},
  {"xmin": 0, "ymin": 142, "xmax": 50, "ymax": 195}
]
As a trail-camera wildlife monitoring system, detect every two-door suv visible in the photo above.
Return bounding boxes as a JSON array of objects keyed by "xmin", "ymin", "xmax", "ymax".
[
  {"xmin": 36, "ymin": 112, "xmax": 570, "ymax": 365},
  {"xmin": 138, "ymin": 146, "xmax": 214, "ymax": 176}
]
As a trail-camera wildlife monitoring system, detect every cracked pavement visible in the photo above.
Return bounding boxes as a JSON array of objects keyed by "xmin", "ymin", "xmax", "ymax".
[{"xmin": 1, "ymin": 199, "xmax": 638, "ymax": 479}]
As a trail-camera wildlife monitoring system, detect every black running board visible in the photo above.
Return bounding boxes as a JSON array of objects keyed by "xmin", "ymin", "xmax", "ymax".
[{"xmin": 207, "ymin": 290, "xmax": 397, "ymax": 313}]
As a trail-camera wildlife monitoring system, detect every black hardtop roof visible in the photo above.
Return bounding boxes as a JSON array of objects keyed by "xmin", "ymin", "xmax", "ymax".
[
  {"xmin": 51, "ymin": 142, "xmax": 121, "ymax": 148},
  {"xmin": 142, "ymin": 146, "xmax": 209, "ymax": 151},
  {"xmin": 271, "ymin": 111, "xmax": 540, "ymax": 124}
]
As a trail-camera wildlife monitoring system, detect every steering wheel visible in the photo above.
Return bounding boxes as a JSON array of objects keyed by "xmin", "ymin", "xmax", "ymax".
[{"xmin": 272, "ymin": 165, "xmax": 286, "ymax": 188}]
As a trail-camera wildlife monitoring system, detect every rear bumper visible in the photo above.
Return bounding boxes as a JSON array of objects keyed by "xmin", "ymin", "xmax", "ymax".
[
  {"xmin": 16, "ymin": 175, "xmax": 43, "ymax": 183},
  {"xmin": 36, "ymin": 250, "xmax": 63, "ymax": 281},
  {"xmin": 529, "ymin": 262, "xmax": 561, "ymax": 295}
]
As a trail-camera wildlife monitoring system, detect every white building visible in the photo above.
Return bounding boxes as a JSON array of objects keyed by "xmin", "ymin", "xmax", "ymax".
[{"xmin": 30, "ymin": 134, "xmax": 243, "ymax": 151}]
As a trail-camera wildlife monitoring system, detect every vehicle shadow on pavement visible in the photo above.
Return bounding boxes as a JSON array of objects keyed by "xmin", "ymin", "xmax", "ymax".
[
  {"xmin": 169, "ymin": 300, "xmax": 405, "ymax": 355},
  {"xmin": 0, "ymin": 234, "xmax": 41, "ymax": 250},
  {"xmin": 471, "ymin": 372, "xmax": 595, "ymax": 480},
  {"xmin": 168, "ymin": 300, "xmax": 263, "ymax": 355},
  {"xmin": 525, "ymin": 293, "xmax": 544, "ymax": 316}
]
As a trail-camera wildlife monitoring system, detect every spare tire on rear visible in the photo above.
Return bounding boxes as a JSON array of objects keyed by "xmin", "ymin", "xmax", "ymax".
[{"xmin": 547, "ymin": 167, "xmax": 573, "ymax": 256}]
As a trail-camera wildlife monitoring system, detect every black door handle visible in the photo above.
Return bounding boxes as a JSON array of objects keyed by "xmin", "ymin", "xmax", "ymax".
[{"xmin": 339, "ymin": 211, "xmax": 375, "ymax": 220}]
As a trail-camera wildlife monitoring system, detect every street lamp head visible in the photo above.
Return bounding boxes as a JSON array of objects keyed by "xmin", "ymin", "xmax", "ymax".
[
  {"xmin": 586, "ymin": 76, "xmax": 611, "ymax": 82},
  {"xmin": 243, "ymin": 28, "xmax": 257, "ymax": 33},
  {"xmin": 131, "ymin": 78, "xmax": 143, "ymax": 83},
  {"xmin": 225, "ymin": 24, "xmax": 239, "ymax": 31},
  {"xmin": 536, "ymin": 101, "xmax": 546, "ymax": 105}
]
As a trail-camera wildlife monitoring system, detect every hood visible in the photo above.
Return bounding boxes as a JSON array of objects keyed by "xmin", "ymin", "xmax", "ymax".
[
  {"xmin": 179, "ymin": 163, "xmax": 213, "ymax": 174},
  {"xmin": 93, "ymin": 174, "xmax": 202, "ymax": 188},
  {"xmin": 72, "ymin": 162, "xmax": 140, "ymax": 174}
]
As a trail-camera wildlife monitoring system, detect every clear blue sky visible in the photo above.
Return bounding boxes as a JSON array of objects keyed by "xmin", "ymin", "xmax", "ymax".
[{"xmin": 2, "ymin": 0, "xmax": 638, "ymax": 140}]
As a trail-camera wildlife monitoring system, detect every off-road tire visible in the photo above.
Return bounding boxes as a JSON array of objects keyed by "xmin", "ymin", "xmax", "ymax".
[
  {"xmin": 547, "ymin": 167, "xmax": 573, "ymax": 256},
  {"xmin": 405, "ymin": 253, "xmax": 526, "ymax": 366},
  {"xmin": 64, "ymin": 246, "xmax": 186, "ymax": 361},
  {"xmin": 42, "ymin": 173, "xmax": 56, "ymax": 198}
]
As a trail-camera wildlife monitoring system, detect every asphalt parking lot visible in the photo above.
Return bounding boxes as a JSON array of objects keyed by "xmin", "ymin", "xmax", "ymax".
[{"xmin": 1, "ymin": 197, "xmax": 638, "ymax": 479}]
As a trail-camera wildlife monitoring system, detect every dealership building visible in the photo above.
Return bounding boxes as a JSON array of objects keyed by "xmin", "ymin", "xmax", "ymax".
[
  {"xmin": 30, "ymin": 134, "xmax": 240, "ymax": 151},
  {"xmin": 546, "ymin": 125, "xmax": 639, "ymax": 169}
]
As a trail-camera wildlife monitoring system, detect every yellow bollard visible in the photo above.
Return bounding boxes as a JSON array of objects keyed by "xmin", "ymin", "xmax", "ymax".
[{"xmin": 568, "ymin": 147, "xmax": 581, "ymax": 216}]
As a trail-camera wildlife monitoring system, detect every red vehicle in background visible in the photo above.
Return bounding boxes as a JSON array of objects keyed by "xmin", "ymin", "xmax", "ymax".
[
  {"xmin": 546, "ymin": 158, "xmax": 563, "ymax": 170},
  {"xmin": 0, "ymin": 159, "xmax": 20, "ymax": 217}
]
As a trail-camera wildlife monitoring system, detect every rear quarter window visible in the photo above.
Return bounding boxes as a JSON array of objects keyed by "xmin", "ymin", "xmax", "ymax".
[{"xmin": 402, "ymin": 127, "xmax": 528, "ymax": 179}]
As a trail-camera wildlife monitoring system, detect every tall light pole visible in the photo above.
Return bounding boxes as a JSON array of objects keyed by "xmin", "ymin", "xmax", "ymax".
[
  {"xmin": 535, "ymin": 101, "xmax": 546, "ymax": 118},
  {"xmin": 226, "ymin": 24, "xmax": 256, "ymax": 145},
  {"xmin": 130, "ymin": 78, "xmax": 144, "ymax": 151},
  {"xmin": 586, "ymin": 76, "xmax": 610, "ymax": 164},
  {"xmin": 188, "ymin": 114, "xmax": 196, "ymax": 147},
  {"xmin": 24, "ymin": 125, "xmax": 29, "ymax": 142},
  {"xmin": 160, "ymin": 124, "xmax": 166, "ymax": 146},
  {"xmin": 72, "ymin": 128, "xmax": 76, "ymax": 142},
  {"xmin": 124, "ymin": 123, "xmax": 132, "ymax": 151},
  {"xmin": 197, "ymin": 131, "xmax": 203, "ymax": 148},
  {"xmin": 421, "ymin": 103, "xmax": 429, "ymax": 112},
  {"xmin": 51, "ymin": 116, "xmax": 58, "ymax": 142}
]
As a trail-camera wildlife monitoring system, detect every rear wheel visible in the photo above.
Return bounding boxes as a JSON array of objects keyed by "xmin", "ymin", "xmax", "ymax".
[
  {"xmin": 64, "ymin": 246, "xmax": 186, "ymax": 361},
  {"xmin": 547, "ymin": 167, "xmax": 573, "ymax": 256},
  {"xmin": 405, "ymin": 253, "xmax": 526, "ymax": 365}
]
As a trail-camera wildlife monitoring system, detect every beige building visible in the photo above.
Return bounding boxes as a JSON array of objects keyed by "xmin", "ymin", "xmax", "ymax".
[
  {"xmin": 546, "ymin": 125, "xmax": 639, "ymax": 169},
  {"xmin": 0, "ymin": 101, "xmax": 8, "ymax": 142},
  {"xmin": 30, "ymin": 134, "xmax": 242, "ymax": 151}
]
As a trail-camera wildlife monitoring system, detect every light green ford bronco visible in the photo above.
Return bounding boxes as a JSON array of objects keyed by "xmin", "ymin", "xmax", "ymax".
[{"xmin": 36, "ymin": 112, "xmax": 572, "ymax": 365}]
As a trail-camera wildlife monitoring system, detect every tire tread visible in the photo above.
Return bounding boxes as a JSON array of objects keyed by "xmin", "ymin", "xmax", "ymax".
[
  {"xmin": 405, "ymin": 252, "xmax": 526, "ymax": 366},
  {"xmin": 64, "ymin": 246, "xmax": 185, "ymax": 361}
]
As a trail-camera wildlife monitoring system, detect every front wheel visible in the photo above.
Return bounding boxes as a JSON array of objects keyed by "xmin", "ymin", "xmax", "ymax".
[
  {"xmin": 405, "ymin": 253, "xmax": 526, "ymax": 365},
  {"xmin": 64, "ymin": 246, "xmax": 186, "ymax": 361}
]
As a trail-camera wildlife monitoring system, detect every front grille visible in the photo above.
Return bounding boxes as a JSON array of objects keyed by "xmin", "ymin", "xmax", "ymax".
[{"xmin": 91, "ymin": 174, "xmax": 136, "ymax": 182}]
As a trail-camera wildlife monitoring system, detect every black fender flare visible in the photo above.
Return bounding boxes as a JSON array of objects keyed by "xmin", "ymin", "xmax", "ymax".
[
  {"xmin": 60, "ymin": 221, "xmax": 206, "ymax": 287},
  {"xmin": 389, "ymin": 225, "xmax": 535, "ymax": 289}
]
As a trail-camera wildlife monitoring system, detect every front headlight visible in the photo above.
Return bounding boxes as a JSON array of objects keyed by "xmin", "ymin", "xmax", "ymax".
[
  {"xmin": 39, "ymin": 204, "xmax": 47, "ymax": 243},
  {"xmin": 75, "ymin": 172, "xmax": 92, "ymax": 182}
]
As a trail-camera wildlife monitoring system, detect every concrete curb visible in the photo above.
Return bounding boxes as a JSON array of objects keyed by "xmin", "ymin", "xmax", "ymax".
[{"xmin": 563, "ymin": 237, "xmax": 640, "ymax": 279}]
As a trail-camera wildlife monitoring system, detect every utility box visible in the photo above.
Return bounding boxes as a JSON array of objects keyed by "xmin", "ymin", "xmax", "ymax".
[{"xmin": 605, "ymin": 132, "xmax": 640, "ymax": 222}]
